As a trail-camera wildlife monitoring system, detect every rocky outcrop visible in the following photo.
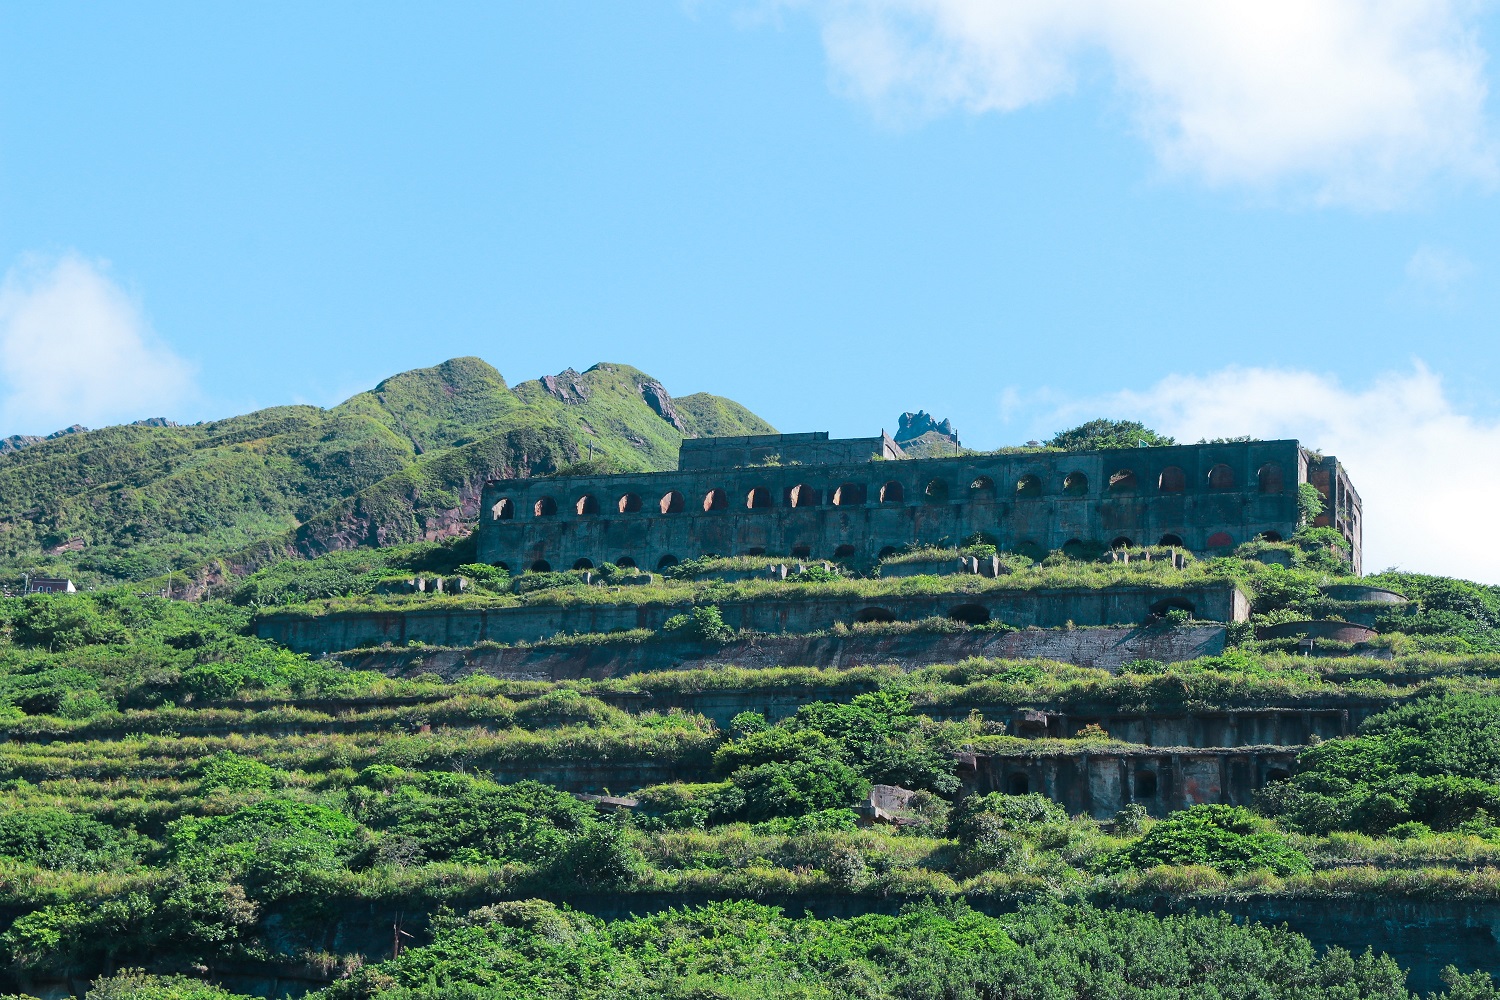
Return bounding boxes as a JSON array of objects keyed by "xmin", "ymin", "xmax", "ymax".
[
  {"xmin": 539, "ymin": 369, "xmax": 590, "ymax": 404},
  {"xmin": 895, "ymin": 411, "xmax": 956, "ymax": 443},
  {"xmin": 639, "ymin": 380, "xmax": 687, "ymax": 433}
]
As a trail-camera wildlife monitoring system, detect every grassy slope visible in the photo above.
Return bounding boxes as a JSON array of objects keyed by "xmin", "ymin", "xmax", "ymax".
[{"xmin": 0, "ymin": 358, "xmax": 774, "ymax": 586}]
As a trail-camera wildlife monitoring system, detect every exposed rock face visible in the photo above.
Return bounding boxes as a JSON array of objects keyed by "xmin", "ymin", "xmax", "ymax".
[
  {"xmin": 895, "ymin": 411, "xmax": 956, "ymax": 443},
  {"xmin": 130, "ymin": 417, "xmax": 179, "ymax": 428},
  {"xmin": 0, "ymin": 423, "xmax": 90, "ymax": 455},
  {"xmin": 540, "ymin": 369, "xmax": 590, "ymax": 404},
  {"xmin": 639, "ymin": 380, "xmax": 687, "ymax": 433}
]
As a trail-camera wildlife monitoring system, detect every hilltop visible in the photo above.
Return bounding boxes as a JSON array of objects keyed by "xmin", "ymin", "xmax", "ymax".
[{"xmin": 0, "ymin": 358, "xmax": 773, "ymax": 590}]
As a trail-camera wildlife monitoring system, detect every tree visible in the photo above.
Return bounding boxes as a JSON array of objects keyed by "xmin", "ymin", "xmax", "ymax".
[{"xmin": 1046, "ymin": 419, "xmax": 1175, "ymax": 451}]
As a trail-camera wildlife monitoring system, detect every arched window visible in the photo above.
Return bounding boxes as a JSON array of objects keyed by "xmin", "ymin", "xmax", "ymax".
[
  {"xmin": 1207, "ymin": 463, "xmax": 1235, "ymax": 490},
  {"xmin": 1061, "ymin": 539, "xmax": 1089, "ymax": 559},
  {"xmin": 834, "ymin": 544, "xmax": 856, "ymax": 559},
  {"xmin": 877, "ymin": 545, "xmax": 899, "ymax": 560},
  {"xmin": 1108, "ymin": 469, "xmax": 1138, "ymax": 493},
  {"xmin": 660, "ymin": 490, "xmax": 685, "ymax": 514},
  {"xmin": 1259, "ymin": 530, "xmax": 1283, "ymax": 542},
  {"xmin": 573, "ymin": 558, "xmax": 594, "ymax": 570},
  {"xmin": 856, "ymin": 607, "xmax": 896, "ymax": 623},
  {"xmin": 534, "ymin": 497, "xmax": 557, "ymax": 517},
  {"xmin": 791, "ymin": 544, "xmax": 811, "ymax": 559},
  {"xmin": 949, "ymin": 603, "xmax": 991, "ymax": 625},
  {"xmin": 1150, "ymin": 597, "xmax": 1196, "ymax": 618},
  {"xmin": 1006, "ymin": 773, "xmax": 1030, "ymax": 795},
  {"xmin": 1158, "ymin": 466, "xmax": 1186, "ymax": 493},
  {"xmin": 1266, "ymin": 768, "xmax": 1292, "ymax": 784},
  {"xmin": 703, "ymin": 488, "xmax": 728, "ymax": 511},
  {"xmin": 788, "ymin": 484, "xmax": 818, "ymax": 507},
  {"xmin": 1257, "ymin": 463, "xmax": 1285, "ymax": 494},
  {"xmin": 617, "ymin": 493, "xmax": 642, "ymax": 514},
  {"xmin": 924, "ymin": 479, "xmax": 949, "ymax": 502},
  {"xmin": 1015, "ymin": 474, "xmax": 1042, "ymax": 497},
  {"xmin": 832, "ymin": 483, "xmax": 866, "ymax": 506},
  {"xmin": 575, "ymin": 494, "xmax": 599, "ymax": 516},
  {"xmin": 1063, "ymin": 472, "xmax": 1088, "ymax": 495},
  {"xmin": 493, "ymin": 561, "xmax": 510, "ymax": 572},
  {"xmin": 491, "ymin": 498, "xmax": 514, "ymax": 520},
  {"xmin": 747, "ymin": 487, "xmax": 772, "ymax": 509},
  {"xmin": 1111, "ymin": 537, "xmax": 1134, "ymax": 550},
  {"xmin": 1206, "ymin": 531, "xmax": 1234, "ymax": 548},
  {"xmin": 1134, "ymin": 771, "xmax": 1158, "ymax": 799},
  {"xmin": 656, "ymin": 554, "xmax": 679, "ymax": 570},
  {"xmin": 970, "ymin": 475, "xmax": 995, "ymax": 496},
  {"xmin": 529, "ymin": 559, "xmax": 552, "ymax": 573},
  {"xmin": 616, "ymin": 556, "xmax": 637, "ymax": 568},
  {"xmin": 1158, "ymin": 533, "xmax": 1185, "ymax": 547},
  {"xmin": 879, "ymin": 481, "xmax": 904, "ymax": 503}
]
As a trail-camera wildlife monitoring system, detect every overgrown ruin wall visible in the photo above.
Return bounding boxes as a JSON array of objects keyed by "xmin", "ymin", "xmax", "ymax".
[{"xmin": 256, "ymin": 583, "xmax": 1247, "ymax": 655}]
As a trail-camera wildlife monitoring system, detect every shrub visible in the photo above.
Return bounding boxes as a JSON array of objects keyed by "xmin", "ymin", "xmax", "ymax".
[
  {"xmin": 0, "ymin": 808, "xmax": 139, "ymax": 871},
  {"xmin": 1112, "ymin": 805, "xmax": 1309, "ymax": 876}
]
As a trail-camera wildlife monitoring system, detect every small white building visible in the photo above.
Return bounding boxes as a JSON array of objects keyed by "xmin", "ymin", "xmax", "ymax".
[{"xmin": 25, "ymin": 577, "xmax": 76, "ymax": 594}]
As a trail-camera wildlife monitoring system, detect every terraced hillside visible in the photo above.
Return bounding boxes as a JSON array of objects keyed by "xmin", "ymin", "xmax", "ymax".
[
  {"xmin": 0, "ymin": 358, "xmax": 773, "ymax": 590},
  {"xmin": 0, "ymin": 536, "xmax": 1499, "ymax": 997}
]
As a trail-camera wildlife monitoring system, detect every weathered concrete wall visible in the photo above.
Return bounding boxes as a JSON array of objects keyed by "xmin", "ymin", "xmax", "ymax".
[
  {"xmin": 340, "ymin": 624, "xmax": 1229, "ymax": 681},
  {"xmin": 961, "ymin": 747, "xmax": 1300, "ymax": 819},
  {"xmin": 256, "ymin": 583, "xmax": 1246, "ymax": 655},
  {"xmin": 479, "ymin": 440, "xmax": 1321, "ymax": 572}
]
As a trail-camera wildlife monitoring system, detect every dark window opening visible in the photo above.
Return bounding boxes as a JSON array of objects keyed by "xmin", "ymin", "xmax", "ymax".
[
  {"xmin": 1061, "ymin": 539, "xmax": 1089, "ymax": 560},
  {"xmin": 1257, "ymin": 463, "xmax": 1285, "ymax": 494},
  {"xmin": 1158, "ymin": 533, "xmax": 1186, "ymax": 547},
  {"xmin": 877, "ymin": 545, "xmax": 899, "ymax": 559},
  {"xmin": 924, "ymin": 479, "xmax": 949, "ymax": 503},
  {"xmin": 1259, "ymin": 530, "xmax": 1283, "ymax": 542},
  {"xmin": 833, "ymin": 483, "xmax": 866, "ymax": 505},
  {"xmin": 1134, "ymin": 771, "xmax": 1158, "ymax": 799},
  {"xmin": 703, "ymin": 488, "xmax": 728, "ymax": 511},
  {"xmin": 788, "ymin": 484, "xmax": 818, "ymax": 507},
  {"xmin": 1158, "ymin": 466, "xmax": 1186, "ymax": 492},
  {"xmin": 534, "ymin": 497, "xmax": 557, "ymax": 517},
  {"xmin": 493, "ymin": 561, "xmax": 510, "ymax": 572},
  {"xmin": 575, "ymin": 494, "xmax": 599, "ymax": 516},
  {"xmin": 747, "ymin": 487, "xmax": 772, "ymax": 509},
  {"xmin": 616, "ymin": 556, "xmax": 637, "ymax": 568},
  {"xmin": 1006, "ymin": 773, "xmax": 1030, "ymax": 795},
  {"xmin": 1207, "ymin": 463, "xmax": 1235, "ymax": 490},
  {"xmin": 1111, "ymin": 537, "xmax": 1134, "ymax": 550},
  {"xmin": 1109, "ymin": 469, "xmax": 1138, "ymax": 493},
  {"xmin": 1149, "ymin": 597, "xmax": 1196, "ymax": 618},
  {"xmin": 791, "ymin": 545, "xmax": 811, "ymax": 559},
  {"xmin": 856, "ymin": 607, "xmax": 896, "ymax": 623},
  {"xmin": 1015, "ymin": 474, "xmax": 1042, "ymax": 497},
  {"xmin": 660, "ymin": 491, "xmax": 685, "ymax": 514},
  {"xmin": 529, "ymin": 560, "xmax": 552, "ymax": 573},
  {"xmin": 618, "ymin": 493, "xmax": 642, "ymax": 514},
  {"xmin": 833, "ymin": 544, "xmax": 857, "ymax": 559},
  {"xmin": 970, "ymin": 475, "xmax": 995, "ymax": 494},
  {"xmin": 1266, "ymin": 768, "xmax": 1292, "ymax": 784},
  {"xmin": 949, "ymin": 603, "xmax": 991, "ymax": 626},
  {"xmin": 746, "ymin": 547, "xmax": 767, "ymax": 556},
  {"xmin": 1063, "ymin": 472, "xmax": 1089, "ymax": 495},
  {"xmin": 656, "ymin": 554, "xmax": 679, "ymax": 570},
  {"xmin": 492, "ymin": 498, "xmax": 514, "ymax": 520},
  {"xmin": 573, "ymin": 558, "xmax": 594, "ymax": 570},
  {"xmin": 879, "ymin": 481, "xmax": 904, "ymax": 503}
]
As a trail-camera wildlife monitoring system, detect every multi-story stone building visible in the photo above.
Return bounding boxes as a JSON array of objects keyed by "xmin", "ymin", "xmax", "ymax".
[{"xmin": 477, "ymin": 431, "xmax": 1362, "ymax": 574}]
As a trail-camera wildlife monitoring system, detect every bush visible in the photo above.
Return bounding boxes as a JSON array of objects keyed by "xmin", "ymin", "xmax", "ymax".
[
  {"xmin": 1112, "ymin": 805, "xmax": 1309, "ymax": 876},
  {"xmin": 0, "ymin": 808, "xmax": 139, "ymax": 871}
]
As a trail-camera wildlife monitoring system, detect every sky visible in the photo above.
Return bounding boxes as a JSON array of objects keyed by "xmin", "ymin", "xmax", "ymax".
[{"xmin": 1, "ymin": 1, "xmax": 1499, "ymax": 582}]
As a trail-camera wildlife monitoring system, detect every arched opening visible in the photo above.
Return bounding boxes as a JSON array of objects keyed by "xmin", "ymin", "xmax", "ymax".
[
  {"xmin": 659, "ymin": 490, "xmax": 685, "ymax": 514},
  {"xmin": 1158, "ymin": 466, "xmax": 1186, "ymax": 493},
  {"xmin": 1257, "ymin": 463, "xmax": 1285, "ymax": 494},
  {"xmin": 573, "ymin": 558, "xmax": 594, "ymax": 570},
  {"xmin": 1266, "ymin": 768, "xmax": 1292, "ymax": 784},
  {"xmin": 617, "ymin": 493, "xmax": 642, "ymax": 514},
  {"xmin": 1207, "ymin": 463, "xmax": 1235, "ymax": 490},
  {"xmin": 1206, "ymin": 531, "xmax": 1234, "ymax": 549},
  {"xmin": 703, "ymin": 488, "xmax": 728, "ymax": 512},
  {"xmin": 970, "ymin": 475, "xmax": 995, "ymax": 496},
  {"xmin": 1014, "ymin": 541, "xmax": 1045, "ymax": 562},
  {"xmin": 1158, "ymin": 533, "xmax": 1186, "ymax": 547},
  {"xmin": 832, "ymin": 483, "xmax": 866, "ymax": 506},
  {"xmin": 924, "ymin": 479, "xmax": 949, "ymax": 503},
  {"xmin": 529, "ymin": 560, "xmax": 552, "ymax": 573},
  {"xmin": 1149, "ymin": 597, "xmax": 1196, "ymax": 618},
  {"xmin": 877, "ymin": 545, "xmax": 899, "ymax": 560},
  {"xmin": 746, "ymin": 547, "xmax": 766, "ymax": 556},
  {"xmin": 856, "ymin": 607, "xmax": 896, "ymax": 623},
  {"xmin": 616, "ymin": 556, "xmax": 637, "ymax": 568},
  {"xmin": 534, "ymin": 497, "xmax": 557, "ymax": 517},
  {"xmin": 791, "ymin": 544, "xmax": 812, "ymax": 559},
  {"xmin": 493, "ymin": 561, "xmax": 510, "ymax": 572},
  {"xmin": 1015, "ymin": 474, "xmax": 1042, "ymax": 498},
  {"xmin": 492, "ymin": 498, "xmax": 514, "ymax": 520},
  {"xmin": 879, "ymin": 481, "xmax": 904, "ymax": 503},
  {"xmin": 1134, "ymin": 771, "xmax": 1158, "ymax": 799},
  {"xmin": 747, "ymin": 487, "xmax": 772, "ymax": 509},
  {"xmin": 1063, "ymin": 472, "xmax": 1089, "ymax": 495},
  {"xmin": 949, "ymin": 603, "xmax": 991, "ymax": 626},
  {"xmin": 834, "ymin": 544, "xmax": 857, "ymax": 560},
  {"xmin": 788, "ymin": 484, "xmax": 818, "ymax": 508},
  {"xmin": 1006, "ymin": 773, "xmax": 1031, "ymax": 796},
  {"xmin": 1110, "ymin": 537, "xmax": 1134, "ymax": 550},
  {"xmin": 1061, "ymin": 539, "xmax": 1089, "ymax": 560},
  {"xmin": 1260, "ymin": 530, "xmax": 1283, "ymax": 542},
  {"xmin": 1108, "ymin": 469, "xmax": 1137, "ymax": 493},
  {"xmin": 575, "ymin": 494, "xmax": 599, "ymax": 516},
  {"xmin": 656, "ymin": 554, "xmax": 679, "ymax": 570}
]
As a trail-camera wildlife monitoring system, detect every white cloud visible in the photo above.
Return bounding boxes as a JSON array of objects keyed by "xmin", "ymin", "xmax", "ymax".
[
  {"xmin": 1406, "ymin": 243, "xmax": 1475, "ymax": 292},
  {"xmin": 794, "ymin": 0, "xmax": 1496, "ymax": 205},
  {"xmin": 1049, "ymin": 363, "xmax": 1500, "ymax": 583},
  {"xmin": 0, "ymin": 253, "xmax": 196, "ymax": 436}
]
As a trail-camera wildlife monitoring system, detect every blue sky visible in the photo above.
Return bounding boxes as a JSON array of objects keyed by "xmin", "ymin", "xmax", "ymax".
[{"xmin": 2, "ymin": 2, "xmax": 1499, "ymax": 580}]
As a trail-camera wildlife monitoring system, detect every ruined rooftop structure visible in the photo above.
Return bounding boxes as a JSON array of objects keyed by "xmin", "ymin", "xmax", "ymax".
[{"xmin": 477, "ymin": 431, "xmax": 1362, "ymax": 574}]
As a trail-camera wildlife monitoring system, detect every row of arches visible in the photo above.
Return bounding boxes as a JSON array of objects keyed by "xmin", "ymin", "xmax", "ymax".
[{"xmin": 490, "ymin": 463, "xmax": 1288, "ymax": 521}]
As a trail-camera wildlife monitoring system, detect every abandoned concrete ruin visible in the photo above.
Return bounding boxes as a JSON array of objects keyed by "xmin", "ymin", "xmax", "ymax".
[{"xmin": 478, "ymin": 431, "xmax": 1363, "ymax": 574}]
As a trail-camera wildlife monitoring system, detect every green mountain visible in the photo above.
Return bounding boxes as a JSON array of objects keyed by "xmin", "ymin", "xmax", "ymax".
[{"xmin": 0, "ymin": 358, "xmax": 774, "ymax": 588}]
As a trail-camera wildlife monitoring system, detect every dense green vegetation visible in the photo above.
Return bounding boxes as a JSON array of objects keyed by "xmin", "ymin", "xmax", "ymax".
[{"xmin": 0, "ymin": 358, "xmax": 772, "ymax": 589}]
